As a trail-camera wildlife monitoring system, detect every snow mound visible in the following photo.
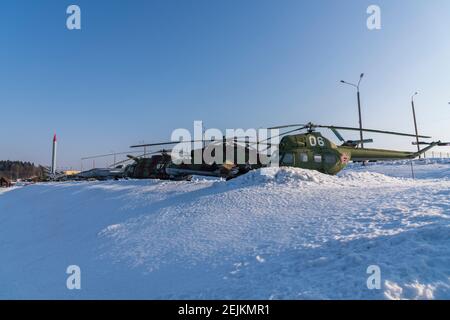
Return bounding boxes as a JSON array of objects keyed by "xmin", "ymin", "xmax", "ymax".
[
  {"xmin": 228, "ymin": 167, "xmax": 335, "ymax": 186},
  {"xmin": 228, "ymin": 167, "xmax": 410, "ymax": 188}
]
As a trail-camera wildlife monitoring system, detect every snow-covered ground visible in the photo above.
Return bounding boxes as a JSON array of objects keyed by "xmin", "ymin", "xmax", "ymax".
[{"xmin": 0, "ymin": 159, "xmax": 449, "ymax": 299}]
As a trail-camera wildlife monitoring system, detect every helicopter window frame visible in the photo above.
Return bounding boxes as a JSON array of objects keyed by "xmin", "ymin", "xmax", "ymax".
[
  {"xmin": 281, "ymin": 152, "xmax": 295, "ymax": 165},
  {"xmin": 313, "ymin": 154, "xmax": 322, "ymax": 163}
]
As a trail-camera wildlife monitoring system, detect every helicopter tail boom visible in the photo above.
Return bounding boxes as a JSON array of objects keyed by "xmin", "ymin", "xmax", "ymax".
[
  {"xmin": 342, "ymin": 141, "xmax": 441, "ymax": 162},
  {"xmin": 344, "ymin": 147, "xmax": 413, "ymax": 161},
  {"xmin": 411, "ymin": 141, "xmax": 441, "ymax": 158}
]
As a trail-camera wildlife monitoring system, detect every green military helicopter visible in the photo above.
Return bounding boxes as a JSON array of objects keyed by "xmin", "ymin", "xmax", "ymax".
[
  {"xmin": 129, "ymin": 122, "xmax": 446, "ymax": 179},
  {"xmin": 129, "ymin": 139, "xmax": 261, "ymax": 180},
  {"xmin": 265, "ymin": 122, "xmax": 446, "ymax": 175}
]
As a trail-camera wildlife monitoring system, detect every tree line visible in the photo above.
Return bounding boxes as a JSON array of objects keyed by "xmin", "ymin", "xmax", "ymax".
[{"xmin": 0, "ymin": 161, "xmax": 46, "ymax": 180}]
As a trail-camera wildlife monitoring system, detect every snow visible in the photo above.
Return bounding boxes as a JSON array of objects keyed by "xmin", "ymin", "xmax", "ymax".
[
  {"xmin": 0, "ymin": 159, "xmax": 449, "ymax": 299},
  {"xmin": 346, "ymin": 158, "xmax": 450, "ymax": 180}
]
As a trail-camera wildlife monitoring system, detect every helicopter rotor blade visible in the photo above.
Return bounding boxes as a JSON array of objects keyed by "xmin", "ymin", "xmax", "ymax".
[
  {"xmin": 81, "ymin": 150, "xmax": 146, "ymax": 160},
  {"xmin": 267, "ymin": 124, "xmax": 307, "ymax": 130},
  {"xmin": 108, "ymin": 156, "xmax": 139, "ymax": 168},
  {"xmin": 316, "ymin": 125, "xmax": 431, "ymax": 139},
  {"xmin": 330, "ymin": 128, "xmax": 345, "ymax": 142},
  {"xmin": 267, "ymin": 122, "xmax": 430, "ymax": 139},
  {"xmin": 130, "ymin": 136, "xmax": 257, "ymax": 149},
  {"xmin": 346, "ymin": 138, "xmax": 374, "ymax": 146},
  {"xmin": 413, "ymin": 141, "xmax": 450, "ymax": 146},
  {"xmin": 231, "ymin": 140, "xmax": 274, "ymax": 146},
  {"xmin": 130, "ymin": 140, "xmax": 207, "ymax": 148},
  {"xmin": 259, "ymin": 126, "xmax": 308, "ymax": 144}
]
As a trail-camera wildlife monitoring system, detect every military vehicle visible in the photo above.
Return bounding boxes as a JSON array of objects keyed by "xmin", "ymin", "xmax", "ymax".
[
  {"xmin": 129, "ymin": 122, "xmax": 447, "ymax": 179},
  {"xmin": 124, "ymin": 151, "xmax": 174, "ymax": 180},
  {"xmin": 266, "ymin": 122, "xmax": 444, "ymax": 175},
  {"xmin": 127, "ymin": 141, "xmax": 263, "ymax": 180}
]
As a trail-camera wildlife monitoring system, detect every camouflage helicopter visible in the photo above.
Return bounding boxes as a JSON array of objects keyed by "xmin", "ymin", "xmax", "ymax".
[
  {"xmin": 128, "ymin": 139, "xmax": 263, "ymax": 180},
  {"xmin": 265, "ymin": 122, "xmax": 447, "ymax": 175},
  {"xmin": 123, "ymin": 150, "xmax": 174, "ymax": 180},
  {"xmin": 129, "ymin": 122, "xmax": 446, "ymax": 179}
]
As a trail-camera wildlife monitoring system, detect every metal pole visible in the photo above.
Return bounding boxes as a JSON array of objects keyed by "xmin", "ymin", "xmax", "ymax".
[
  {"xmin": 411, "ymin": 96, "xmax": 421, "ymax": 157},
  {"xmin": 340, "ymin": 74, "xmax": 364, "ymax": 151},
  {"xmin": 357, "ymin": 90, "xmax": 364, "ymax": 148},
  {"xmin": 410, "ymin": 161, "xmax": 415, "ymax": 179}
]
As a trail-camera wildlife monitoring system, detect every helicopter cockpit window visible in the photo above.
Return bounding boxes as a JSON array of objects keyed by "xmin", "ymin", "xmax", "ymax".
[
  {"xmin": 314, "ymin": 155, "xmax": 322, "ymax": 163},
  {"xmin": 324, "ymin": 154, "xmax": 336, "ymax": 164},
  {"xmin": 281, "ymin": 153, "xmax": 294, "ymax": 165},
  {"xmin": 300, "ymin": 153, "xmax": 308, "ymax": 162}
]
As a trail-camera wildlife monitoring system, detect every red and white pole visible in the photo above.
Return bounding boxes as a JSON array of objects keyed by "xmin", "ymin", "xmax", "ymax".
[{"xmin": 51, "ymin": 134, "xmax": 57, "ymax": 174}]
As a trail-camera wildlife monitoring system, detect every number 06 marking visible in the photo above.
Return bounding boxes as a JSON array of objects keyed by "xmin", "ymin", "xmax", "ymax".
[{"xmin": 309, "ymin": 136, "xmax": 325, "ymax": 147}]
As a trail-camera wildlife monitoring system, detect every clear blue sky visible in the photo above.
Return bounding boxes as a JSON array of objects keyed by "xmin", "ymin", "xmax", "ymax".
[{"xmin": 1, "ymin": 0, "xmax": 449, "ymax": 169}]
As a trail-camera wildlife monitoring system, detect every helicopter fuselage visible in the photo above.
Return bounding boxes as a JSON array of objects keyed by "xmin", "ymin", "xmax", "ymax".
[
  {"xmin": 279, "ymin": 132, "xmax": 348, "ymax": 175},
  {"xmin": 278, "ymin": 132, "xmax": 423, "ymax": 175}
]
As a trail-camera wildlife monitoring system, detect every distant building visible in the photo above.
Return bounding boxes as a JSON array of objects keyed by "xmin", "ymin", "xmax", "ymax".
[{"xmin": 0, "ymin": 176, "xmax": 12, "ymax": 188}]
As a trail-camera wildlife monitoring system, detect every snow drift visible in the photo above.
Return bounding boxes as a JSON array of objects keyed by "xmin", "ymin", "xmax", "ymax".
[{"xmin": 0, "ymin": 163, "xmax": 449, "ymax": 299}]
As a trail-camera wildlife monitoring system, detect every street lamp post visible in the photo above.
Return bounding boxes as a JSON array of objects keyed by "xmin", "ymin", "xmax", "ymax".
[
  {"xmin": 340, "ymin": 73, "xmax": 365, "ymax": 148},
  {"xmin": 411, "ymin": 92, "xmax": 421, "ymax": 158}
]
